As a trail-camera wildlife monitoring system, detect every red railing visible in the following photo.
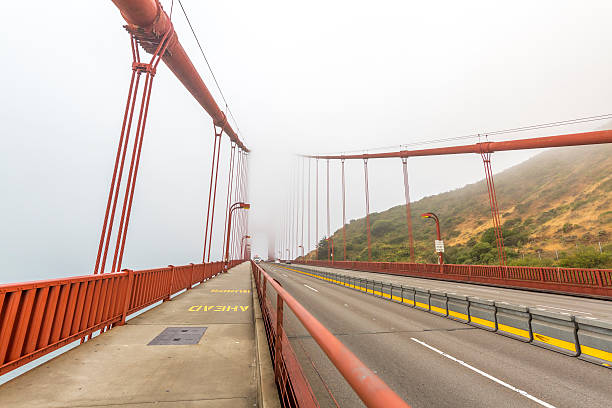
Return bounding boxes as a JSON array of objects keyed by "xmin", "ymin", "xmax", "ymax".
[
  {"xmin": 252, "ymin": 261, "xmax": 410, "ymax": 408},
  {"xmin": 295, "ymin": 260, "xmax": 612, "ymax": 299},
  {"xmin": 0, "ymin": 260, "xmax": 242, "ymax": 376}
]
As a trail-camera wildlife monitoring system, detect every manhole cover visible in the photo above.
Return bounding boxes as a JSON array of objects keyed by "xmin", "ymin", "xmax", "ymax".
[{"xmin": 148, "ymin": 327, "xmax": 207, "ymax": 345}]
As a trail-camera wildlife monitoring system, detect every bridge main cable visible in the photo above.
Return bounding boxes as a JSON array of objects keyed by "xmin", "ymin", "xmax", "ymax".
[
  {"xmin": 111, "ymin": 0, "xmax": 248, "ymax": 151},
  {"xmin": 302, "ymin": 129, "xmax": 612, "ymax": 160}
]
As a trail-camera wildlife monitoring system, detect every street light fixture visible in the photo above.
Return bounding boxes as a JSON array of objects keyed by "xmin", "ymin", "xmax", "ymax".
[
  {"xmin": 298, "ymin": 244, "xmax": 304, "ymax": 258},
  {"xmin": 421, "ymin": 212, "xmax": 443, "ymax": 264},
  {"xmin": 224, "ymin": 202, "xmax": 250, "ymax": 271}
]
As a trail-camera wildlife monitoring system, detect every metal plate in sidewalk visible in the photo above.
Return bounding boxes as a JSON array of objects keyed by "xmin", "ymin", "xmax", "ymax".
[{"xmin": 148, "ymin": 327, "xmax": 207, "ymax": 345}]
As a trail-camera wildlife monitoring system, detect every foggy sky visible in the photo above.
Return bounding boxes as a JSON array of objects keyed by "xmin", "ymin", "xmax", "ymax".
[{"xmin": 2, "ymin": 1, "xmax": 612, "ymax": 282}]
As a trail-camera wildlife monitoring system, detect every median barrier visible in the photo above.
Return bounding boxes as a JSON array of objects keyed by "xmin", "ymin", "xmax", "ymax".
[
  {"xmin": 447, "ymin": 293, "xmax": 469, "ymax": 323},
  {"xmin": 401, "ymin": 286, "xmax": 415, "ymax": 307},
  {"xmin": 358, "ymin": 278, "xmax": 367, "ymax": 292},
  {"xmin": 414, "ymin": 287, "xmax": 430, "ymax": 311},
  {"xmin": 495, "ymin": 302, "xmax": 532, "ymax": 342},
  {"xmin": 468, "ymin": 297, "xmax": 497, "ymax": 331},
  {"xmin": 391, "ymin": 284, "xmax": 403, "ymax": 303},
  {"xmin": 530, "ymin": 308, "xmax": 579, "ymax": 356},
  {"xmin": 382, "ymin": 282, "xmax": 393, "ymax": 299},
  {"xmin": 575, "ymin": 316, "xmax": 612, "ymax": 368},
  {"xmin": 429, "ymin": 290, "xmax": 448, "ymax": 316},
  {"xmin": 373, "ymin": 281, "xmax": 382, "ymax": 297},
  {"xmin": 366, "ymin": 280, "xmax": 374, "ymax": 295}
]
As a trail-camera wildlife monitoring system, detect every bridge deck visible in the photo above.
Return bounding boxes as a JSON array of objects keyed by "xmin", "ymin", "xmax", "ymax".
[{"xmin": 0, "ymin": 263, "xmax": 257, "ymax": 408}]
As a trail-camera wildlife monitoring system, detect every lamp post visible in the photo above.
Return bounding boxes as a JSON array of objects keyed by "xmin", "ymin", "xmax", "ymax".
[
  {"xmin": 421, "ymin": 212, "xmax": 443, "ymax": 264},
  {"xmin": 241, "ymin": 235, "xmax": 251, "ymax": 260},
  {"xmin": 298, "ymin": 245, "xmax": 304, "ymax": 258},
  {"xmin": 224, "ymin": 202, "xmax": 250, "ymax": 271}
]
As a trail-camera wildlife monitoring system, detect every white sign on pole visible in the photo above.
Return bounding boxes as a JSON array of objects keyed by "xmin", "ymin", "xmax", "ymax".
[{"xmin": 435, "ymin": 240, "xmax": 445, "ymax": 253}]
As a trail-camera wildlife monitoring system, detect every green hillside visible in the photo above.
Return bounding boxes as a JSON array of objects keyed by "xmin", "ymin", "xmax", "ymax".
[{"xmin": 311, "ymin": 144, "xmax": 612, "ymax": 268}]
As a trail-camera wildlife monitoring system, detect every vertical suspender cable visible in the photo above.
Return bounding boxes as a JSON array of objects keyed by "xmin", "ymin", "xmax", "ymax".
[
  {"xmin": 480, "ymin": 151, "xmax": 506, "ymax": 265},
  {"xmin": 221, "ymin": 144, "xmax": 236, "ymax": 262},
  {"xmin": 401, "ymin": 157, "xmax": 415, "ymax": 262},
  {"xmin": 308, "ymin": 158, "xmax": 311, "ymax": 254},
  {"xmin": 301, "ymin": 157, "xmax": 305, "ymax": 258},
  {"xmin": 341, "ymin": 159, "xmax": 347, "ymax": 261},
  {"xmin": 363, "ymin": 159, "xmax": 372, "ymax": 262},
  {"xmin": 326, "ymin": 159, "xmax": 331, "ymax": 261},
  {"xmin": 315, "ymin": 159, "xmax": 319, "ymax": 259},
  {"xmin": 202, "ymin": 128, "xmax": 222, "ymax": 262}
]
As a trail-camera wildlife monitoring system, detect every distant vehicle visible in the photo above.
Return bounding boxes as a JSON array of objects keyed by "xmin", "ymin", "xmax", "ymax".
[
  {"xmin": 285, "ymin": 260, "xmax": 292, "ymax": 264},
  {"xmin": 275, "ymin": 259, "xmax": 280, "ymax": 264},
  {"xmin": 253, "ymin": 256, "xmax": 262, "ymax": 263}
]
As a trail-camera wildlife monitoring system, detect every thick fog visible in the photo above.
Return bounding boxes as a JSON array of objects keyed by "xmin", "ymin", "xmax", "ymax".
[{"xmin": 2, "ymin": 1, "xmax": 611, "ymax": 282}]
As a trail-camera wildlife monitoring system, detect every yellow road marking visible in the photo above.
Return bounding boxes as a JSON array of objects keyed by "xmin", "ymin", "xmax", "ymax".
[{"xmin": 188, "ymin": 305, "xmax": 249, "ymax": 312}]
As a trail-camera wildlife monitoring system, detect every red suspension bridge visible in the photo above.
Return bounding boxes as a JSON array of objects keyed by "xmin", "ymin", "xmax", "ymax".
[{"xmin": 1, "ymin": 1, "xmax": 611, "ymax": 407}]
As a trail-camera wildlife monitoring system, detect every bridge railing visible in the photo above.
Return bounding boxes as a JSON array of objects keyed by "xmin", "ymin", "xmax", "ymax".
[
  {"xmin": 251, "ymin": 261, "xmax": 410, "ymax": 408},
  {"xmin": 0, "ymin": 260, "xmax": 242, "ymax": 376},
  {"xmin": 294, "ymin": 260, "xmax": 612, "ymax": 299}
]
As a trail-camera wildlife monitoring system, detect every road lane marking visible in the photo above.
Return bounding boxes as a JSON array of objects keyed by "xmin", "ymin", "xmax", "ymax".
[
  {"xmin": 304, "ymin": 284, "xmax": 319, "ymax": 292},
  {"xmin": 282, "ymin": 273, "xmax": 289, "ymax": 277},
  {"xmin": 410, "ymin": 338, "xmax": 557, "ymax": 408}
]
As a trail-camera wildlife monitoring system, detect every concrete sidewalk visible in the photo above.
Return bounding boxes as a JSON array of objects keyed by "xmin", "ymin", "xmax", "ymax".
[{"xmin": 0, "ymin": 262, "xmax": 260, "ymax": 408}]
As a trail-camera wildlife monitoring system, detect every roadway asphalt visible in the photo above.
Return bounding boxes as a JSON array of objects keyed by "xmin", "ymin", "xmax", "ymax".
[
  {"xmin": 261, "ymin": 262, "xmax": 612, "ymax": 408},
  {"xmin": 293, "ymin": 264, "xmax": 612, "ymax": 319}
]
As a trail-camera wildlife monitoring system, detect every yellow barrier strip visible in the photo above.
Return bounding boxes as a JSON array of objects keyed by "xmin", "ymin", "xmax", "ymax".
[
  {"xmin": 580, "ymin": 345, "xmax": 612, "ymax": 364},
  {"xmin": 448, "ymin": 310, "xmax": 468, "ymax": 321},
  {"xmin": 533, "ymin": 332, "xmax": 576, "ymax": 352},
  {"xmin": 415, "ymin": 302, "xmax": 429, "ymax": 310},
  {"xmin": 430, "ymin": 305, "xmax": 447, "ymax": 315},
  {"xmin": 470, "ymin": 316, "xmax": 495, "ymax": 329},
  {"xmin": 497, "ymin": 323, "xmax": 530, "ymax": 339}
]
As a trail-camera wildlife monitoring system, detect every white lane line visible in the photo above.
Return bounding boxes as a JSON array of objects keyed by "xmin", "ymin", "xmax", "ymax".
[
  {"xmin": 282, "ymin": 273, "xmax": 288, "ymax": 277},
  {"xmin": 410, "ymin": 338, "xmax": 557, "ymax": 408},
  {"xmin": 535, "ymin": 305, "xmax": 592, "ymax": 315},
  {"xmin": 304, "ymin": 284, "xmax": 319, "ymax": 293}
]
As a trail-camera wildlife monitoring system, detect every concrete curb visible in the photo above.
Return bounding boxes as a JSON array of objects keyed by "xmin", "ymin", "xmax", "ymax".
[{"xmin": 251, "ymin": 267, "xmax": 281, "ymax": 408}]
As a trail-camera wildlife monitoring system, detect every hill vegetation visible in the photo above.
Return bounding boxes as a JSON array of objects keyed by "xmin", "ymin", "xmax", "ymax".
[{"xmin": 310, "ymin": 144, "xmax": 612, "ymax": 268}]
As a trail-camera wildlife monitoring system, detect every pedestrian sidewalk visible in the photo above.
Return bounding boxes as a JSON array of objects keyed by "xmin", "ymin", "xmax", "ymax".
[{"xmin": 0, "ymin": 262, "xmax": 261, "ymax": 407}]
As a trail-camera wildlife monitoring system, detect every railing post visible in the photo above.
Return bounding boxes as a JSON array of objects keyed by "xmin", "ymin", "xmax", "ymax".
[
  {"xmin": 275, "ymin": 294, "xmax": 283, "ymax": 378},
  {"xmin": 164, "ymin": 264, "xmax": 174, "ymax": 302},
  {"xmin": 595, "ymin": 269, "xmax": 603, "ymax": 287},
  {"xmin": 188, "ymin": 262, "xmax": 194, "ymax": 289},
  {"xmin": 119, "ymin": 269, "xmax": 134, "ymax": 325}
]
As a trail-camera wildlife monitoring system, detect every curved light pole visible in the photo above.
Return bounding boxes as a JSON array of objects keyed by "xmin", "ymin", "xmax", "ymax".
[
  {"xmin": 298, "ymin": 244, "xmax": 304, "ymax": 258},
  {"xmin": 241, "ymin": 235, "xmax": 251, "ymax": 260},
  {"xmin": 421, "ymin": 212, "xmax": 443, "ymax": 264},
  {"xmin": 224, "ymin": 202, "xmax": 250, "ymax": 271}
]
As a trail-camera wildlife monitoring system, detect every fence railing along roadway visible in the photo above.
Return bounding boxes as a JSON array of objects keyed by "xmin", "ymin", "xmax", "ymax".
[
  {"xmin": 251, "ymin": 260, "xmax": 410, "ymax": 408},
  {"xmin": 294, "ymin": 260, "xmax": 612, "ymax": 299},
  {"xmin": 0, "ymin": 260, "xmax": 242, "ymax": 376}
]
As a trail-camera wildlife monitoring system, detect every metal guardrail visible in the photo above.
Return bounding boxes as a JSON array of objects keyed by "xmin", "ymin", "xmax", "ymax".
[
  {"xmin": 251, "ymin": 261, "xmax": 410, "ymax": 408},
  {"xmin": 295, "ymin": 260, "xmax": 612, "ymax": 299},
  {"xmin": 0, "ymin": 260, "xmax": 242, "ymax": 376}
]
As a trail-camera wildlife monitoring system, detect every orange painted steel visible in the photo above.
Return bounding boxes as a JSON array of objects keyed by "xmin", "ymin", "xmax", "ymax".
[
  {"xmin": 303, "ymin": 129, "xmax": 612, "ymax": 160},
  {"xmin": 252, "ymin": 261, "xmax": 411, "ymax": 408},
  {"xmin": 0, "ymin": 260, "xmax": 242, "ymax": 376},
  {"xmin": 295, "ymin": 260, "xmax": 612, "ymax": 299},
  {"xmin": 110, "ymin": 0, "xmax": 248, "ymax": 151}
]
